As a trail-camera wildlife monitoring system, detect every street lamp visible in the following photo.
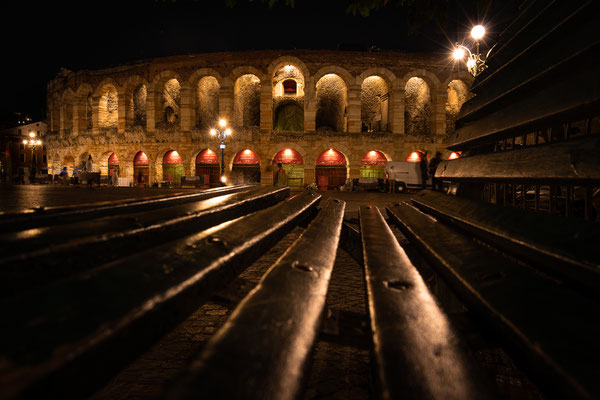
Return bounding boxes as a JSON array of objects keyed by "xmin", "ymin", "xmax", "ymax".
[
  {"xmin": 23, "ymin": 131, "xmax": 42, "ymax": 182},
  {"xmin": 210, "ymin": 119, "xmax": 232, "ymax": 183},
  {"xmin": 453, "ymin": 24, "xmax": 495, "ymax": 77}
]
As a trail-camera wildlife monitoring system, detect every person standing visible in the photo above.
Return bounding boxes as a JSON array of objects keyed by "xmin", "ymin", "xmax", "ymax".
[
  {"xmin": 418, "ymin": 150, "xmax": 428, "ymax": 190},
  {"xmin": 428, "ymin": 151, "xmax": 443, "ymax": 191},
  {"xmin": 273, "ymin": 162, "xmax": 288, "ymax": 187}
]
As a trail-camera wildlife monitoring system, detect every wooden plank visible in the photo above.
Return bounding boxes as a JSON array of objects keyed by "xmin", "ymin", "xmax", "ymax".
[
  {"xmin": 410, "ymin": 190, "xmax": 600, "ymax": 294},
  {"xmin": 168, "ymin": 198, "xmax": 345, "ymax": 400},
  {"xmin": 0, "ymin": 186, "xmax": 290, "ymax": 296},
  {"xmin": 0, "ymin": 184, "xmax": 256, "ymax": 232},
  {"xmin": 359, "ymin": 205, "xmax": 494, "ymax": 400},
  {"xmin": 449, "ymin": 52, "xmax": 600, "ymax": 149},
  {"xmin": 461, "ymin": 1, "xmax": 596, "ymax": 119},
  {"xmin": 0, "ymin": 191, "xmax": 321, "ymax": 400},
  {"xmin": 387, "ymin": 202, "xmax": 600, "ymax": 399},
  {"xmin": 438, "ymin": 135, "xmax": 600, "ymax": 182}
]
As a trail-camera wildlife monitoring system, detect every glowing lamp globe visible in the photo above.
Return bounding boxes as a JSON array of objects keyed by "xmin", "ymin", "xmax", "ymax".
[
  {"xmin": 210, "ymin": 129, "xmax": 217, "ymax": 136},
  {"xmin": 453, "ymin": 48, "xmax": 465, "ymax": 60},
  {"xmin": 471, "ymin": 25, "xmax": 485, "ymax": 40},
  {"xmin": 219, "ymin": 119, "xmax": 227, "ymax": 127}
]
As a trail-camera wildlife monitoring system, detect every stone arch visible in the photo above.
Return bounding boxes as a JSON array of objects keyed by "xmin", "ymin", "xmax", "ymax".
[
  {"xmin": 315, "ymin": 74, "xmax": 348, "ymax": 132},
  {"xmin": 313, "ymin": 66, "xmax": 353, "ymax": 89},
  {"xmin": 96, "ymin": 82, "xmax": 119, "ymax": 129},
  {"xmin": 446, "ymin": 79, "xmax": 471, "ymax": 135},
  {"xmin": 190, "ymin": 146, "xmax": 220, "ymax": 174},
  {"xmin": 194, "ymin": 75, "xmax": 220, "ymax": 129},
  {"xmin": 404, "ymin": 76, "xmax": 432, "ymax": 136},
  {"xmin": 360, "ymin": 75, "xmax": 390, "ymax": 132},
  {"xmin": 150, "ymin": 71, "xmax": 183, "ymax": 129},
  {"xmin": 230, "ymin": 66, "xmax": 264, "ymax": 82},
  {"xmin": 269, "ymin": 143, "xmax": 308, "ymax": 163},
  {"xmin": 61, "ymin": 88, "xmax": 75, "ymax": 134},
  {"xmin": 51, "ymin": 93, "xmax": 61, "ymax": 133},
  {"xmin": 75, "ymin": 83, "xmax": 94, "ymax": 133},
  {"xmin": 188, "ymin": 68, "xmax": 224, "ymax": 88},
  {"xmin": 399, "ymin": 69, "xmax": 441, "ymax": 93},
  {"xmin": 272, "ymin": 62, "xmax": 306, "ymax": 132},
  {"xmin": 124, "ymin": 75, "xmax": 149, "ymax": 128},
  {"xmin": 233, "ymin": 74, "xmax": 261, "ymax": 127},
  {"xmin": 267, "ymin": 56, "xmax": 310, "ymax": 82},
  {"xmin": 358, "ymin": 68, "xmax": 397, "ymax": 87}
]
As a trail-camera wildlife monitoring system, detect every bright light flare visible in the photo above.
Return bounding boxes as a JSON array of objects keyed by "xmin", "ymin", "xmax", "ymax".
[
  {"xmin": 29, "ymin": 132, "xmax": 36, "ymax": 138},
  {"xmin": 220, "ymin": 176, "xmax": 227, "ymax": 183},
  {"xmin": 224, "ymin": 128, "xmax": 232, "ymax": 136},
  {"xmin": 406, "ymin": 152, "xmax": 421, "ymax": 162},
  {"xmin": 449, "ymin": 152, "xmax": 461, "ymax": 160},
  {"xmin": 210, "ymin": 129, "xmax": 217, "ymax": 136},
  {"xmin": 466, "ymin": 58, "xmax": 476, "ymax": 69},
  {"xmin": 219, "ymin": 119, "xmax": 227, "ymax": 127},
  {"xmin": 453, "ymin": 48, "xmax": 465, "ymax": 60},
  {"xmin": 471, "ymin": 25, "xmax": 485, "ymax": 40},
  {"xmin": 36, "ymin": 140, "xmax": 42, "ymax": 145}
]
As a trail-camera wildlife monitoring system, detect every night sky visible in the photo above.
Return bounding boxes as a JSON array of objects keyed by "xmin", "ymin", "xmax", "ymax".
[{"xmin": 0, "ymin": 0, "xmax": 519, "ymax": 125}]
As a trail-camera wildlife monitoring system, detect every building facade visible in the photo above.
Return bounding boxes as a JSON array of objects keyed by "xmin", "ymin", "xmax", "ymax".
[
  {"xmin": 44, "ymin": 50, "xmax": 472, "ymax": 187},
  {"xmin": 0, "ymin": 121, "xmax": 48, "ymax": 183}
]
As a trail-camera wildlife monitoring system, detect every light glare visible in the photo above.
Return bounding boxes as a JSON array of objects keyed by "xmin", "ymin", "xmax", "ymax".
[
  {"xmin": 453, "ymin": 48, "xmax": 465, "ymax": 60},
  {"xmin": 210, "ymin": 129, "xmax": 217, "ymax": 136},
  {"xmin": 471, "ymin": 25, "xmax": 485, "ymax": 40},
  {"xmin": 219, "ymin": 119, "xmax": 226, "ymax": 127}
]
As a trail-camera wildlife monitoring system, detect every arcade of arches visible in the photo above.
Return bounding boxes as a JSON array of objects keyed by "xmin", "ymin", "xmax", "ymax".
[{"xmin": 45, "ymin": 50, "xmax": 472, "ymax": 186}]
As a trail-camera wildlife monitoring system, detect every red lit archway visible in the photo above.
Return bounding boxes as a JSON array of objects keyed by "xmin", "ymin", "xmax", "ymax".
[
  {"xmin": 163, "ymin": 150, "xmax": 184, "ymax": 185},
  {"xmin": 360, "ymin": 150, "xmax": 387, "ymax": 179},
  {"xmin": 108, "ymin": 153, "xmax": 119, "ymax": 177},
  {"xmin": 195, "ymin": 149, "xmax": 220, "ymax": 187},
  {"xmin": 232, "ymin": 149, "xmax": 261, "ymax": 184},
  {"xmin": 273, "ymin": 148, "xmax": 304, "ymax": 187},
  {"xmin": 133, "ymin": 151, "xmax": 149, "ymax": 186},
  {"xmin": 315, "ymin": 149, "xmax": 347, "ymax": 190}
]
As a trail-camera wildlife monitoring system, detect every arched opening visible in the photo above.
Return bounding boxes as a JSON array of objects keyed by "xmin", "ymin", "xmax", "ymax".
[
  {"xmin": 160, "ymin": 79, "xmax": 180, "ymax": 127},
  {"xmin": 361, "ymin": 76, "xmax": 389, "ymax": 132},
  {"xmin": 446, "ymin": 79, "xmax": 469, "ymax": 135},
  {"xmin": 132, "ymin": 84, "xmax": 147, "ymax": 127},
  {"xmin": 62, "ymin": 92, "xmax": 74, "ymax": 133},
  {"xmin": 232, "ymin": 149, "xmax": 261, "ymax": 184},
  {"xmin": 85, "ymin": 93, "xmax": 93, "ymax": 130},
  {"xmin": 273, "ymin": 65, "xmax": 304, "ymax": 131},
  {"xmin": 133, "ymin": 151, "xmax": 149, "ymax": 186},
  {"xmin": 315, "ymin": 149, "xmax": 347, "ymax": 190},
  {"xmin": 108, "ymin": 153, "xmax": 119, "ymax": 177},
  {"xmin": 195, "ymin": 149, "xmax": 220, "ymax": 188},
  {"xmin": 274, "ymin": 102, "xmax": 304, "ymax": 131},
  {"xmin": 63, "ymin": 154, "xmax": 75, "ymax": 176},
  {"xmin": 360, "ymin": 150, "xmax": 388, "ymax": 179},
  {"xmin": 273, "ymin": 148, "xmax": 304, "ymax": 188},
  {"xmin": 52, "ymin": 95, "xmax": 60, "ymax": 132},
  {"xmin": 98, "ymin": 84, "xmax": 118, "ymax": 129},
  {"xmin": 162, "ymin": 150, "xmax": 184, "ymax": 185},
  {"xmin": 233, "ymin": 74, "xmax": 261, "ymax": 127},
  {"xmin": 405, "ymin": 77, "xmax": 431, "ymax": 136},
  {"xmin": 197, "ymin": 76, "xmax": 220, "ymax": 129},
  {"xmin": 316, "ymin": 74, "xmax": 348, "ymax": 132}
]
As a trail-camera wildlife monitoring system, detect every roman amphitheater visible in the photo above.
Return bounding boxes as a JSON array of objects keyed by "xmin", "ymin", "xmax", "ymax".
[{"xmin": 44, "ymin": 50, "xmax": 472, "ymax": 188}]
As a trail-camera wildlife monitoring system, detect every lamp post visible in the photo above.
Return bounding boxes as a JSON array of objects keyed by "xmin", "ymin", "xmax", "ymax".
[
  {"xmin": 23, "ymin": 131, "xmax": 42, "ymax": 183},
  {"xmin": 210, "ymin": 119, "xmax": 232, "ymax": 184},
  {"xmin": 453, "ymin": 24, "xmax": 495, "ymax": 77}
]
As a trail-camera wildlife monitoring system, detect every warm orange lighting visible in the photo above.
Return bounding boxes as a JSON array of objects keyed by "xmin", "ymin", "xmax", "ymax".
[
  {"xmin": 225, "ymin": 128, "xmax": 232, "ymax": 136},
  {"xmin": 36, "ymin": 140, "xmax": 42, "ymax": 145},
  {"xmin": 244, "ymin": 149, "xmax": 251, "ymax": 154},
  {"xmin": 284, "ymin": 149, "xmax": 292, "ymax": 156},
  {"xmin": 219, "ymin": 119, "xmax": 227, "ymax": 127},
  {"xmin": 406, "ymin": 152, "xmax": 421, "ymax": 162},
  {"xmin": 369, "ymin": 151, "xmax": 376, "ymax": 156},
  {"xmin": 23, "ymin": 139, "xmax": 28, "ymax": 145},
  {"xmin": 449, "ymin": 152, "xmax": 461, "ymax": 160},
  {"xmin": 29, "ymin": 132, "xmax": 36, "ymax": 138},
  {"xmin": 220, "ymin": 176, "xmax": 227, "ymax": 183},
  {"xmin": 210, "ymin": 129, "xmax": 217, "ymax": 136}
]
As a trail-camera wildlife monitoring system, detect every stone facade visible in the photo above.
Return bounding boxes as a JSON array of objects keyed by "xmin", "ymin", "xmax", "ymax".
[{"xmin": 44, "ymin": 50, "xmax": 472, "ymax": 185}]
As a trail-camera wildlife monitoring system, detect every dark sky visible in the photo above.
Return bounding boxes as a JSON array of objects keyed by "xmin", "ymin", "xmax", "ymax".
[{"xmin": 0, "ymin": 0, "xmax": 519, "ymax": 124}]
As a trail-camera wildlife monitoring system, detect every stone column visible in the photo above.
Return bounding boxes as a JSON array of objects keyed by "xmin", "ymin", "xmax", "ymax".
[
  {"xmin": 118, "ymin": 93, "xmax": 127, "ymax": 134},
  {"xmin": 219, "ymin": 78, "xmax": 234, "ymax": 124},
  {"xmin": 347, "ymin": 84, "xmax": 362, "ymax": 133},
  {"xmin": 91, "ymin": 95, "xmax": 100, "ymax": 135},
  {"xmin": 146, "ymin": 89, "xmax": 156, "ymax": 133},
  {"xmin": 59, "ymin": 104, "xmax": 66, "ymax": 136},
  {"xmin": 259, "ymin": 83, "xmax": 273, "ymax": 132},
  {"xmin": 304, "ymin": 166, "xmax": 315, "ymax": 186},
  {"xmin": 180, "ymin": 84, "xmax": 194, "ymax": 133},
  {"xmin": 391, "ymin": 86, "xmax": 405, "ymax": 134},
  {"xmin": 431, "ymin": 90, "xmax": 447, "ymax": 137},
  {"xmin": 303, "ymin": 81, "xmax": 316, "ymax": 132},
  {"xmin": 72, "ymin": 99, "xmax": 81, "ymax": 136}
]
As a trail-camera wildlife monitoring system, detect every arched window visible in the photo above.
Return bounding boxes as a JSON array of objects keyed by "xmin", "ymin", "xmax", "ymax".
[
  {"xmin": 233, "ymin": 74, "xmax": 261, "ymax": 127},
  {"xmin": 283, "ymin": 79, "xmax": 297, "ymax": 95},
  {"xmin": 272, "ymin": 65, "xmax": 304, "ymax": 131},
  {"xmin": 316, "ymin": 74, "xmax": 348, "ymax": 132},
  {"xmin": 405, "ymin": 77, "xmax": 431, "ymax": 136}
]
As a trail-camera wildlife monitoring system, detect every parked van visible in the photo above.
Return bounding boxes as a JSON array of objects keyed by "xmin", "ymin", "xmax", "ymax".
[{"xmin": 384, "ymin": 161, "xmax": 429, "ymax": 192}]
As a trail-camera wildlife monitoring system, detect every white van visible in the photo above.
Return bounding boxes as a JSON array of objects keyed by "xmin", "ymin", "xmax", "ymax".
[{"xmin": 384, "ymin": 161, "xmax": 429, "ymax": 191}]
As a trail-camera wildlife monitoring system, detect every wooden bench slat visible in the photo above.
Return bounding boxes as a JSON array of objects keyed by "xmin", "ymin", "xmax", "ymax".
[
  {"xmin": 0, "ymin": 186, "xmax": 290, "ymax": 297},
  {"xmin": 387, "ymin": 202, "xmax": 600, "ymax": 399},
  {"xmin": 410, "ymin": 190, "xmax": 600, "ymax": 293},
  {"xmin": 440, "ymin": 135, "xmax": 600, "ymax": 182},
  {"xmin": 167, "ymin": 198, "xmax": 345, "ymax": 400},
  {"xmin": 0, "ymin": 191, "xmax": 321, "ymax": 400},
  {"xmin": 359, "ymin": 205, "xmax": 494, "ymax": 400},
  {"xmin": 0, "ymin": 184, "xmax": 256, "ymax": 232}
]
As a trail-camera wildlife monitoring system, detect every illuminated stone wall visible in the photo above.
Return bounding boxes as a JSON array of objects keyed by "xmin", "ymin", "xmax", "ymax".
[{"xmin": 45, "ymin": 50, "xmax": 472, "ymax": 185}]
